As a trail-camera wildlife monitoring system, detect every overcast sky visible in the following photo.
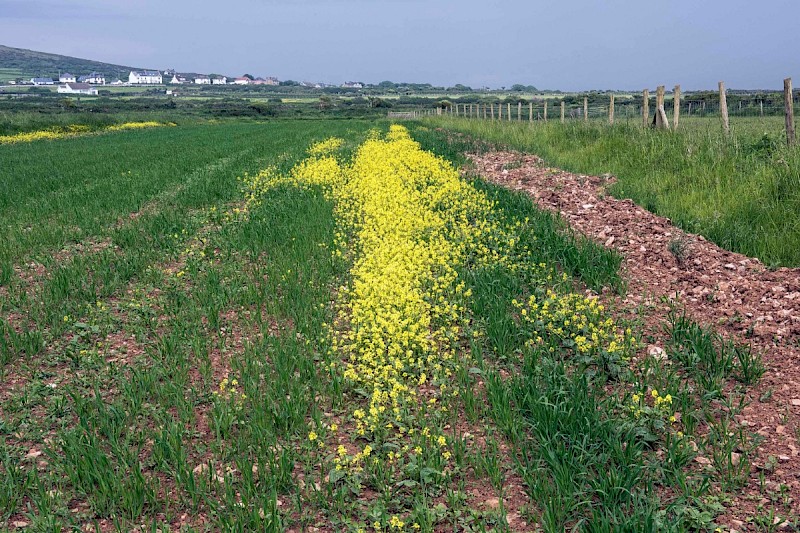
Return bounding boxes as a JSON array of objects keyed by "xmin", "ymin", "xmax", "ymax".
[{"xmin": 1, "ymin": 0, "xmax": 797, "ymax": 91}]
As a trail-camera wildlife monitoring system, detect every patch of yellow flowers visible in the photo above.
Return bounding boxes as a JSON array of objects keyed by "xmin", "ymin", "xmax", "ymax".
[
  {"xmin": 513, "ymin": 289, "xmax": 633, "ymax": 362},
  {"xmin": 242, "ymin": 126, "xmax": 635, "ymax": 528},
  {"xmin": 0, "ymin": 121, "xmax": 173, "ymax": 144}
]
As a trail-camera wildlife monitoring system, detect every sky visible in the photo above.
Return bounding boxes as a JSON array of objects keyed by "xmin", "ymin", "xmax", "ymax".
[{"xmin": 1, "ymin": 0, "xmax": 798, "ymax": 91}]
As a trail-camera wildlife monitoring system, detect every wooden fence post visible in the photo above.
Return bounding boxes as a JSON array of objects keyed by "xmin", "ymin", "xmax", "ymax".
[
  {"xmin": 584, "ymin": 97, "xmax": 588, "ymax": 122},
  {"xmin": 673, "ymin": 85, "xmax": 681, "ymax": 129},
  {"xmin": 655, "ymin": 86, "xmax": 668, "ymax": 129},
  {"xmin": 498, "ymin": 103, "xmax": 502, "ymax": 120},
  {"xmin": 491, "ymin": 103, "xmax": 495, "ymax": 120},
  {"xmin": 544, "ymin": 101, "xmax": 548, "ymax": 122},
  {"xmin": 643, "ymin": 89, "xmax": 649, "ymax": 127},
  {"xmin": 760, "ymin": 100, "xmax": 763, "ymax": 117},
  {"xmin": 517, "ymin": 101, "xmax": 522, "ymax": 121},
  {"xmin": 507, "ymin": 103, "xmax": 511, "ymax": 121},
  {"xmin": 561, "ymin": 101, "xmax": 565, "ymax": 123},
  {"xmin": 785, "ymin": 77, "xmax": 796, "ymax": 146},
  {"xmin": 529, "ymin": 101, "xmax": 533, "ymax": 122},
  {"xmin": 608, "ymin": 94, "xmax": 615, "ymax": 125},
  {"xmin": 719, "ymin": 81, "xmax": 730, "ymax": 134}
]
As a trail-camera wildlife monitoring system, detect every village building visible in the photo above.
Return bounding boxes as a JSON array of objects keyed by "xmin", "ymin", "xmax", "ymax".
[
  {"xmin": 31, "ymin": 77, "xmax": 55, "ymax": 85},
  {"xmin": 128, "ymin": 70, "xmax": 163, "ymax": 84},
  {"xmin": 59, "ymin": 73, "xmax": 76, "ymax": 83},
  {"xmin": 57, "ymin": 82, "xmax": 99, "ymax": 95},
  {"xmin": 233, "ymin": 77, "xmax": 250, "ymax": 85},
  {"xmin": 194, "ymin": 75, "xmax": 211, "ymax": 84},
  {"xmin": 211, "ymin": 76, "xmax": 227, "ymax": 85},
  {"xmin": 264, "ymin": 77, "xmax": 279, "ymax": 85},
  {"xmin": 342, "ymin": 81, "xmax": 364, "ymax": 89},
  {"xmin": 79, "ymin": 72, "xmax": 106, "ymax": 84},
  {"xmin": 170, "ymin": 74, "xmax": 190, "ymax": 84}
]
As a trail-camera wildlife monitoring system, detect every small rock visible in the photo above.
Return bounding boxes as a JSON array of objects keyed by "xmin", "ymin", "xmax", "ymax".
[
  {"xmin": 484, "ymin": 497, "xmax": 500, "ymax": 509},
  {"xmin": 777, "ymin": 425, "xmax": 786, "ymax": 434},
  {"xmin": 605, "ymin": 236, "xmax": 615, "ymax": 246},
  {"xmin": 25, "ymin": 448, "xmax": 42, "ymax": 459},
  {"xmin": 731, "ymin": 452, "xmax": 741, "ymax": 466},
  {"xmin": 12, "ymin": 522, "xmax": 28, "ymax": 528},
  {"xmin": 695, "ymin": 456, "xmax": 712, "ymax": 466},
  {"xmin": 724, "ymin": 263, "xmax": 737, "ymax": 270},
  {"xmin": 647, "ymin": 345, "xmax": 666, "ymax": 360},
  {"xmin": 791, "ymin": 399, "xmax": 800, "ymax": 407},
  {"xmin": 779, "ymin": 455, "xmax": 791, "ymax": 463}
]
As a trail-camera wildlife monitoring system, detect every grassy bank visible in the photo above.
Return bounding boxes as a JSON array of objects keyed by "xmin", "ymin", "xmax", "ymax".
[{"xmin": 420, "ymin": 116, "xmax": 800, "ymax": 267}]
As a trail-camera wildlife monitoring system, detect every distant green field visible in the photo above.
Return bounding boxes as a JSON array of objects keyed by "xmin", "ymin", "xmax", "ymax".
[{"xmin": 0, "ymin": 68, "xmax": 26, "ymax": 82}]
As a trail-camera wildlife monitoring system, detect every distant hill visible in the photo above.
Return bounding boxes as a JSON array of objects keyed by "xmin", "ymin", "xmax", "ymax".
[{"xmin": 0, "ymin": 44, "xmax": 148, "ymax": 82}]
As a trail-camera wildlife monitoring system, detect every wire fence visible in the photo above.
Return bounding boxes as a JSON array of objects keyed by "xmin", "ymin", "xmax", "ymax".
[{"xmin": 405, "ymin": 79, "xmax": 799, "ymax": 145}]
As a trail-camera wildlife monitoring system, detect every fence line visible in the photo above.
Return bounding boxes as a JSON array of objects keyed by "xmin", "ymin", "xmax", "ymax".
[{"xmin": 394, "ymin": 77, "xmax": 797, "ymax": 142}]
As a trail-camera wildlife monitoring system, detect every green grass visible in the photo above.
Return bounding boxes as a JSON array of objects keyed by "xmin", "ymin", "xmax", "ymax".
[{"xmin": 421, "ymin": 116, "xmax": 800, "ymax": 267}]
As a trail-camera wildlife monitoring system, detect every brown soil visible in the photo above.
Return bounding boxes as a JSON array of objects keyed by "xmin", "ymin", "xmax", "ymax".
[{"xmin": 467, "ymin": 151, "xmax": 800, "ymax": 527}]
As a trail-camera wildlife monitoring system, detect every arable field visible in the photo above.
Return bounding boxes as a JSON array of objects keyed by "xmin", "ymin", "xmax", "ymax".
[
  {"xmin": 0, "ymin": 119, "xmax": 789, "ymax": 531},
  {"xmin": 423, "ymin": 115, "xmax": 800, "ymax": 268}
]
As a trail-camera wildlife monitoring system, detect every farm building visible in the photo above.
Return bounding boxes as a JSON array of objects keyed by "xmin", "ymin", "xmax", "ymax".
[
  {"xmin": 57, "ymin": 83, "xmax": 98, "ymax": 95},
  {"xmin": 170, "ymin": 74, "xmax": 190, "ymax": 84},
  {"xmin": 211, "ymin": 76, "xmax": 227, "ymax": 85},
  {"xmin": 58, "ymin": 73, "xmax": 76, "ymax": 83},
  {"xmin": 31, "ymin": 77, "xmax": 54, "ymax": 85},
  {"xmin": 194, "ymin": 75, "xmax": 211, "ymax": 84},
  {"xmin": 128, "ymin": 70, "xmax": 163, "ymax": 84}
]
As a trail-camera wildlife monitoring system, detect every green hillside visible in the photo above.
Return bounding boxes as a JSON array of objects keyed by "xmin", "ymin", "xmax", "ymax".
[{"xmin": 0, "ymin": 44, "xmax": 148, "ymax": 82}]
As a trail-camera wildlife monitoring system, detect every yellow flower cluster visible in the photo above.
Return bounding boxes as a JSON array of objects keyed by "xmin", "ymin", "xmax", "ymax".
[
  {"xmin": 213, "ymin": 376, "xmax": 247, "ymax": 410},
  {"xmin": 629, "ymin": 389, "xmax": 678, "ymax": 427},
  {"xmin": 306, "ymin": 136, "xmax": 345, "ymax": 156},
  {"xmin": 513, "ymin": 289, "xmax": 632, "ymax": 364},
  {"xmin": 0, "ymin": 121, "xmax": 172, "ymax": 144},
  {"xmin": 105, "ymin": 121, "xmax": 171, "ymax": 131}
]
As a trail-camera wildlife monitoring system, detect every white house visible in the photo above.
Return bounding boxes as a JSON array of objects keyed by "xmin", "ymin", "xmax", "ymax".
[
  {"xmin": 233, "ymin": 77, "xmax": 250, "ymax": 85},
  {"xmin": 342, "ymin": 81, "xmax": 363, "ymax": 89},
  {"xmin": 194, "ymin": 75, "xmax": 211, "ymax": 84},
  {"xmin": 79, "ymin": 72, "xmax": 106, "ymax": 84},
  {"xmin": 129, "ymin": 70, "xmax": 162, "ymax": 84},
  {"xmin": 58, "ymin": 83, "xmax": 98, "ymax": 95},
  {"xmin": 31, "ymin": 77, "xmax": 55, "ymax": 85},
  {"xmin": 170, "ymin": 74, "xmax": 189, "ymax": 84},
  {"xmin": 211, "ymin": 76, "xmax": 227, "ymax": 85},
  {"xmin": 59, "ymin": 73, "xmax": 76, "ymax": 83},
  {"xmin": 265, "ymin": 77, "xmax": 279, "ymax": 85}
]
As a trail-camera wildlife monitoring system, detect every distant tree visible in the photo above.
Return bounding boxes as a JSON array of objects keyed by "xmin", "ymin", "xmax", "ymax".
[
  {"xmin": 369, "ymin": 97, "xmax": 392, "ymax": 108},
  {"xmin": 243, "ymin": 74, "xmax": 254, "ymax": 80},
  {"xmin": 280, "ymin": 80, "xmax": 300, "ymax": 86},
  {"xmin": 319, "ymin": 95, "xmax": 332, "ymax": 110},
  {"xmin": 378, "ymin": 80, "xmax": 396, "ymax": 89}
]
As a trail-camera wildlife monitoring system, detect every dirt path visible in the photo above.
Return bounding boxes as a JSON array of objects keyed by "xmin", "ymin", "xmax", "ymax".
[{"xmin": 468, "ymin": 151, "xmax": 800, "ymax": 526}]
